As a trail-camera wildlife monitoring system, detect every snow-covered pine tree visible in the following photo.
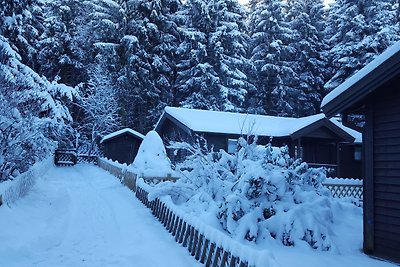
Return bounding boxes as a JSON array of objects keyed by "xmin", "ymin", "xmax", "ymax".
[
  {"xmin": 209, "ymin": 0, "xmax": 255, "ymax": 112},
  {"xmin": 285, "ymin": 0, "xmax": 327, "ymax": 115},
  {"xmin": 174, "ymin": 0, "xmax": 222, "ymax": 110},
  {"xmin": 1, "ymin": 30, "xmax": 76, "ymax": 182},
  {"xmin": 84, "ymin": 0, "xmax": 126, "ymax": 45},
  {"xmin": 0, "ymin": 0, "xmax": 44, "ymax": 70},
  {"xmin": 117, "ymin": 0, "xmax": 180, "ymax": 133},
  {"xmin": 325, "ymin": 0, "xmax": 399, "ymax": 91},
  {"xmin": 176, "ymin": 0, "xmax": 253, "ymax": 112},
  {"xmin": 249, "ymin": 0, "xmax": 300, "ymax": 116},
  {"xmin": 72, "ymin": 0, "xmax": 124, "ymax": 148},
  {"xmin": 37, "ymin": 0, "xmax": 88, "ymax": 86}
]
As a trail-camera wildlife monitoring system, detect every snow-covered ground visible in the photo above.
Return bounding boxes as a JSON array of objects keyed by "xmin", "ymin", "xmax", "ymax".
[
  {"xmin": 0, "ymin": 163, "xmax": 397, "ymax": 267},
  {"xmin": 0, "ymin": 164, "xmax": 200, "ymax": 267}
]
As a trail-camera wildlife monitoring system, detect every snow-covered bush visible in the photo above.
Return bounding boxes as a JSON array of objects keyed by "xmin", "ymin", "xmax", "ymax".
[
  {"xmin": 129, "ymin": 131, "xmax": 175, "ymax": 178},
  {"xmin": 150, "ymin": 137, "xmax": 345, "ymax": 251}
]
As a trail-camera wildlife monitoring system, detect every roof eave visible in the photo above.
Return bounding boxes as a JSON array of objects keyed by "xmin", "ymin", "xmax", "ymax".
[
  {"xmin": 290, "ymin": 118, "xmax": 355, "ymax": 142},
  {"xmin": 322, "ymin": 50, "xmax": 400, "ymax": 118}
]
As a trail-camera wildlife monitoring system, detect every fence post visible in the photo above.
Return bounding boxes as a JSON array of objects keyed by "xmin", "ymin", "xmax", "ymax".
[
  {"xmin": 178, "ymin": 221, "xmax": 187, "ymax": 243},
  {"xmin": 205, "ymin": 242, "xmax": 216, "ymax": 267},
  {"xmin": 175, "ymin": 218, "xmax": 183, "ymax": 241},
  {"xmin": 195, "ymin": 233, "xmax": 204, "ymax": 260},
  {"xmin": 229, "ymin": 256, "xmax": 238, "ymax": 267},
  {"xmin": 200, "ymin": 238, "xmax": 210, "ymax": 264},
  {"xmin": 191, "ymin": 229, "xmax": 199, "ymax": 256}
]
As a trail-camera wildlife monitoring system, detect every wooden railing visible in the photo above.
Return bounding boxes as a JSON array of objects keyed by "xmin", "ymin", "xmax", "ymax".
[{"xmin": 135, "ymin": 184, "xmax": 266, "ymax": 267}]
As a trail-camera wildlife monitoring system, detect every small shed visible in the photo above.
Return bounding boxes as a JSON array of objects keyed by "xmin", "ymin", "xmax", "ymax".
[
  {"xmin": 100, "ymin": 128, "xmax": 145, "ymax": 164},
  {"xmin": 155, "ymin": 107, "xmax": 361, "ymax": 178},
  {"xmin": 321, "ymin": 41, "xmax": 400, "ymax": 263}
]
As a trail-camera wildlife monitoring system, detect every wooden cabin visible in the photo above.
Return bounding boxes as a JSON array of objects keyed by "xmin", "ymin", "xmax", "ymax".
[
  {"xmin": 155, "ymin": 107, "xmax": 362, "ymax": 178},
  {"xmin": 100, "ymin": 128, "xmax": 145, "ymax": 164},
  {"xmin": 321, "ymin": 41, "xmax": 400, "ymax": 263}
]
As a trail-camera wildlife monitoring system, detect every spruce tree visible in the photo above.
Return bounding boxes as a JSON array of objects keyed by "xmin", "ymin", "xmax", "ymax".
[
  {"xmin": 176, "ymin": 0, "xmax": 253, "ymax": 112},
  {"xmin": 175, "ymin": 0, "xmax": 222, "ymax": 110},
  {"xmin": 325, "ymin": 0, "xmax": 399, "ymax": 91},
  {"xmin": 1, "ymin": 1, "xmax": 76, "ymax": 180},
  {"xmin": 37, "ymin": 0, "xmax": 88, "ymax": 86},
  {"xmin": 249, "ymin": 0, "xmax": 299, "ymax": 116},
  {"xmin": 210, "ymin": 0, "xmax": 255, "ymax": 112},
  {"xmin": 117, "ymin": 0, "xmax": 180, "ymax": 132},
  {"xmin": 286, "ymin": 0, "xmax": 327, "ymax": 115}
]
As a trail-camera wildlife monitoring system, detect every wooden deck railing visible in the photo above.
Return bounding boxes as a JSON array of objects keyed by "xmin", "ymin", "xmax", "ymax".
[{"xmin": 135, "ymin": 184, "xmax": 267, "ymax": 267}]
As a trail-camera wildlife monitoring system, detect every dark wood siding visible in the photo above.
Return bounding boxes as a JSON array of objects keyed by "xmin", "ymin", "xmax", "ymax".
[
  {"xmin": 372, "ymin": 86, "xmax": 400, "ymax": 262},
  {"xmin": 102, "ymin": 134, "xmax": 142, "ymax": 164},
  {"xmin": 156, "ymin": 118, "xmax": 192, "ymax": 164},
  {"xmin": 338, "ymin": 144, "xmax": 362, "ymax": 178}
]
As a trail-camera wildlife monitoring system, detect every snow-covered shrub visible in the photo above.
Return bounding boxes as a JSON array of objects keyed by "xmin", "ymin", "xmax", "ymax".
[
  {"xmin": 129, "ymin": 131, "xmax": 175, "ymax": 178},
  {"xmin": 151, "ymin": 137, "xmax": 343, "ymax": 251}
]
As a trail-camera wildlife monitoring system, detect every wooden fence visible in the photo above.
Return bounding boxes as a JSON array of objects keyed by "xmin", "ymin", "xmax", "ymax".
[
  {"xmin": 97, "ymin": 158, "xmax": 178, "ymax": 191},
  {"xmin": 97, "ymin": 158, "xmax": 260, "ymax": 266},
  {"xmin": 97, "ymin": 158, "xmax": 137, "ymax": 191},
  {"xmin": 54, "ymin": 149, "xmax": 100, "ymax": 166},
  {"xmin": 135, "ymin": 185, "xmax": 260, "ymax": 267},
  {"xmin": 323, "ymin": 183, "xmax": 363, "ymax": 200},
  {"xmin": 54, "ymin": 149, "xmax": 77, "ymax": 166}
]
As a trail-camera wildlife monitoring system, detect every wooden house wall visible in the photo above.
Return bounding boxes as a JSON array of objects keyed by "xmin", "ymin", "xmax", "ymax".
[
  {"xmin": 364, "ymin": 83, "xmax": 400, "ymax": 262},
  {"xmin": 339, "ymin": 144, "xmax": 362, "ymax": 178},
  {"xmin": 156, "ymin": 118, "xmax": 191, "ymax": 163},
  {"xmin": 102, "ymin": 135, "xmax": 141, "ymax": 164}
]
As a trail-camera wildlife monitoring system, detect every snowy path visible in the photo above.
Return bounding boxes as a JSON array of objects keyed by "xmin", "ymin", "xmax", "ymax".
[{"xmin": 0, "ymin": 164, "xmax": 200, "ymax": 267}]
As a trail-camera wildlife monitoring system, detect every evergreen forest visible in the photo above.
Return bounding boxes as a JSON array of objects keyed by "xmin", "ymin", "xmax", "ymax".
[{"xmin": 1, "ymin": 0, "xmax": 399, "ymax": 180}]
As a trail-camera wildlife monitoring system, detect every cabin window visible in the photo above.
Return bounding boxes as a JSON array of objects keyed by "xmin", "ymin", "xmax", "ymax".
[
  {"xmin": 227, "ymin": 139, "xmax": 238, "ymax": 154},
  {"xmin": 354, "ymin": 147, "xmax": 362, "ymax": 161}
]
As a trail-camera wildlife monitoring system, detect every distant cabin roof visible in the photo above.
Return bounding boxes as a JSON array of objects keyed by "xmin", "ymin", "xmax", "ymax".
[
  {"xmin": 330, "ymin": 118, "xmax": 362, "ymax": 143},
  {"xmin": 101, "ymin": 128, "xmax": 145, "ymax": 144},
  {"xmin": 156, "ymin": 107, "xmax": 355, "ymax": 141},
  {"xmin": 321, "ymin": 41, "xmax": 400, "ymax": 117}
]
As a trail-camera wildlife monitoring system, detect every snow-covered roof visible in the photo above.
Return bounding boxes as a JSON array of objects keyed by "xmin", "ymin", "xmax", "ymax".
[
  {"xmin": 101, "ymin": 128, "xmax": 145, "ymax": 143},
  {"xmin": 321, "ymin": 41, "xmax": 400, "ymax": 115},
  {"xmin": 329, "ymin": 118, "xmax": 362, "ymax": 143},
  {"xmin": 158, "ymin": 107, "xmax": 348, "ymax": 139}
]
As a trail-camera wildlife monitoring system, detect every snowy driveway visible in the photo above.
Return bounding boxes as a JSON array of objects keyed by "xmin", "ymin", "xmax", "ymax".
[{"xmin": 0, "ymin": 164, "xmax": 200, "ymax": 267}]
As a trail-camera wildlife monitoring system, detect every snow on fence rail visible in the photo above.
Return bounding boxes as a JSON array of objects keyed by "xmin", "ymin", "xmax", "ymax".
[
  {"xmin": 322, "ymin": 178, "xmax": 363, "ymax": 200},
  {"xmin": 97, "ymin": 158, "xmax": 178, "ymax": 191},
  {"xmin": 0, "ymin": 158, "xmax": 53, "ymax": 206},
  {"xmin": 135, "ymin": 182, "xmax": 273, "ymax": 267}
]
